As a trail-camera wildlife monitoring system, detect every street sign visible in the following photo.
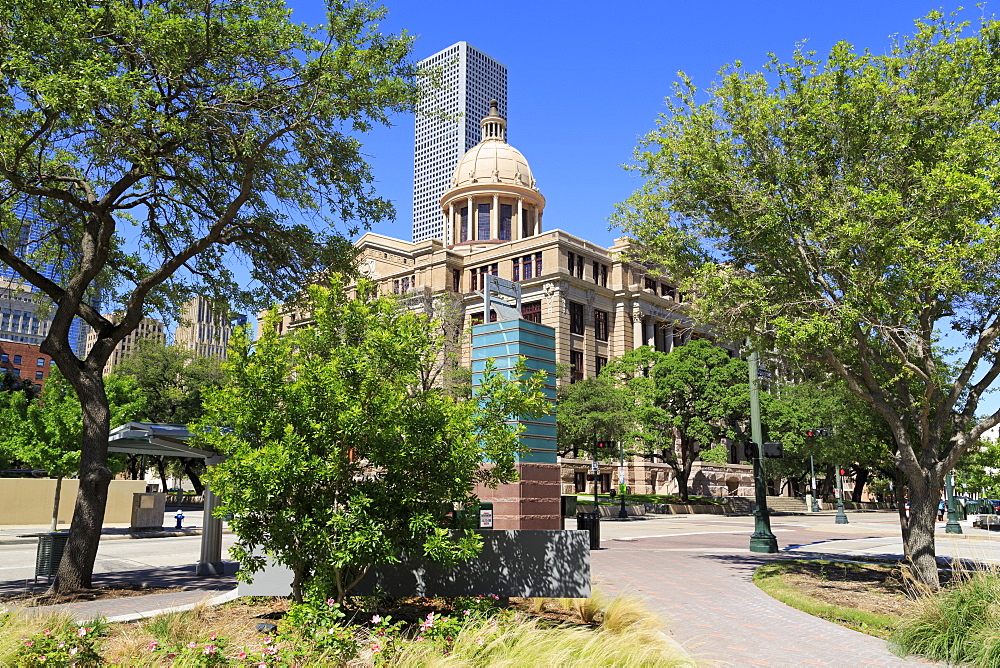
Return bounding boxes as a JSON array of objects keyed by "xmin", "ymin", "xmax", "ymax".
[
  {"xmin": 591, "ymin": 461, "xmax": 599, "ymax": 473},
  {"xmin": 618, "ymin": 467, "xmax": 626, "ymax": 485},
  {"xmin": 757, "ymin": 367, "xmax": 773, "ymax": 379},
  {"xmin": 479, "ymin": 508, "xmax": 493, "ymax": 528},
  {"xmin": 762, "ymin": 441, "xmax": 783, "ymax": 458}
]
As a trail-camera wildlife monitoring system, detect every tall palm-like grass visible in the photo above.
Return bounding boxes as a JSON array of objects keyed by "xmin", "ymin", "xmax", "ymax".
[{"xmin": 892, "ymin": 567, "xmax": 1000, "ymax": 666}]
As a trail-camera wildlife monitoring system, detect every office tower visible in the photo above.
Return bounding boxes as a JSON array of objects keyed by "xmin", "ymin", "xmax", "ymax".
[
  {"xmin": 174, "ymin": 295, "xmax": 243, "ymax": 359},
  {"xmin": 85, "ymin": 315, "xmax": 165, "ymax": 376},
  {"xmin": 0, "ymin": 202, "xmax": 98, "ymax": 358},
  {"xmin": 412, "ymin": 42, "xmax": 507, "ymax": 243}
]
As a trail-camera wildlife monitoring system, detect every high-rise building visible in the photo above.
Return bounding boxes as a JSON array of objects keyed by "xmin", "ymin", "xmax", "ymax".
[
  {"xmin": 412, "ymin": 42, "xmax": 507, "ymax": 243},
  {"xmin": 86, "ymin": 315, "xmax": 165, "ymax": 376},
  {"xmin": 174, "ymin": 296, "xmax": 243, "ymax": 359},
  {"xmin": 0, "ymin": 202, "xmax": 97, "ymax": 357}
]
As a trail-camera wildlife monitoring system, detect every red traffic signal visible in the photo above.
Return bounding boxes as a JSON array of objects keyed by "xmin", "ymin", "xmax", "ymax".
[
  {"xmin": 839, "ymin": 467, "xmax": 848, "ymax": 476},
  {"xmin": 596, "ymin": 440, "xmax": 610, "ymax": 449},
  {"xmin": 806, "ymin": 428, "xmax": 832, "ymax": 437}
]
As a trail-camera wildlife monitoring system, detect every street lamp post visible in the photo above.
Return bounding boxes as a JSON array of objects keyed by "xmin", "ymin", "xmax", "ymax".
[
  {"xmin": 835, "ymin": 467, "xmax": 849, "ymax": 524},
  {"xmin": 945, "ymin": 470, "xmax": 963, "ymax": 534},
  {"xmin": 618, "ymin": 441, "xmax": 628, "ymax": 519},
  {"xmin": 748, "ymin": 348, "xmax": 778, "ymax": 553},
  {"xmin": 810, "ymin": 455, "xmax": 821, "ymax": 513}
]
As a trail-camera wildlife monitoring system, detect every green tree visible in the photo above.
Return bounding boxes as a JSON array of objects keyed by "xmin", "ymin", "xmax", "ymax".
[
  {"xmin": 0, "ymin": 369, "xmax": 143, "ymax": 531},
  {"xmin": 556, "ymin": 376, "xmax": 634, "ymax": 459},
  {"xmin": 0, "ymin": 0, "xmax": 418, "ymax": 591},
  {"xmin": 614, "ymin": 10, "xmax": 1000, "ymax": 586},
  {"xmin": 605, "ymin": 342, "xmax": 747, "ymax": 502},
  {"xmin": 956, "ymin": 439, "xmax": 1000, "ymax": 500},
  {"xmin": 112, "ymin": 339, "xmax": 225, "ymax": 492},
  {"xmin": 193, "ymin": 278, "xmax": 550, "ymax": 604}
]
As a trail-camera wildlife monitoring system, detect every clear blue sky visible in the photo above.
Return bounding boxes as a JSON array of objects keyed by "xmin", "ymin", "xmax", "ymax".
[{"xmin": 284, "ymin": 0, "xmax": 961, "ymax": 248}]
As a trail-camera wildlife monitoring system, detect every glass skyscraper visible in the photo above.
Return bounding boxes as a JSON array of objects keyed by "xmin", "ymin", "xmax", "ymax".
[
  {"xmin": 0, "ymin": 202, "xmax": 97, "ymax": 357},
  {"xmin": 412, "ymin": 42, "xmax": 507, "ymax": 243}
]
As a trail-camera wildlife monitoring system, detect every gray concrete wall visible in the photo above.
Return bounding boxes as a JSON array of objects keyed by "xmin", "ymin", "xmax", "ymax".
[{"xmin": 239, "ymin": 529, "xmax": 591, "ymax": 599}]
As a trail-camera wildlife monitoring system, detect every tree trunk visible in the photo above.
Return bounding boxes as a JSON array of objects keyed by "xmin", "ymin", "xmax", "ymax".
[
  {"xmin": 48, "ymin": 370, "xmax": 111, "ymax": 593},
  {"xmin": 183, "ymin": 458, "xmax": 204, "ymax": 495},
  {"xmin": 851, "ymin": 466, "xmax": 869, "ymax": 503},
  {"xmin": 50, "ymin": 476, "xmax": 63, "ymax": 533},
  {"xmin": 903, "ymin": 483, "xmax": 939, "ymax": 589},
  {"xmin": 156, "ymin": 456, "xmax": 169, "ymax": 493}
]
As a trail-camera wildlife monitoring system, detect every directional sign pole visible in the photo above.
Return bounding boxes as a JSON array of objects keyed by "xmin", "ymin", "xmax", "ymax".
[{"xmin": 747, "ymin": 347, "xmax": 778, "ymax": 553}]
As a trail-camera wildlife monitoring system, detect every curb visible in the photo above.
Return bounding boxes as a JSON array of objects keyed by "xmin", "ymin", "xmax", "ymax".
[{"xmin": 84, "ymin": 587, "xmax": 241, "ymax": 624}]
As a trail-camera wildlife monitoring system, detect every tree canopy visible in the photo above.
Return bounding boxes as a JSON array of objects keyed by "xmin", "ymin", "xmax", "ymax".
[
  {"xmin": 614, "ymin": 9, "xmax": 1000, "ymax": 585},
  {"xmin": 0, "ymin": 0, "xmax": 419, "ymax": 591},
  {"xmin": 194, "ymin": 278, "xmax": 550, "ymax": 604}
]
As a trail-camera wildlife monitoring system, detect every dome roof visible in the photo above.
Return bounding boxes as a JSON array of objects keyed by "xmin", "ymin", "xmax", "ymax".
[{"xmin": 448, "ymin": 101, "xmax": 538, "ymax": 191}]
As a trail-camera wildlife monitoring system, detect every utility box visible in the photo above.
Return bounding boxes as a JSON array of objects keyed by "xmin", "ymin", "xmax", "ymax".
[{"xmin": 130, "ymin": 492, "xmax": 166, "ymax": 531}]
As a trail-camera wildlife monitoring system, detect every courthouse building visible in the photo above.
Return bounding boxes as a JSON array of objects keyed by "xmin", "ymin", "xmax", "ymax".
[{"xmin": 275, "ymin": 102, "xmax": 754, "ymax": 498}]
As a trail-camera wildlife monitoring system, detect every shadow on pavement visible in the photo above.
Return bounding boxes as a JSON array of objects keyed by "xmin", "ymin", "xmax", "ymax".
[{"xmin": 0, "ymin": 561, "xmax": 239, "ymax": 599}]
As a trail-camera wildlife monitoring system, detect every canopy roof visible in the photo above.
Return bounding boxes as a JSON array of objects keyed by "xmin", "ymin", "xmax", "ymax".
[{"xmin": 107, "ymin": 422, "xmax": 216, "ymax": 459}]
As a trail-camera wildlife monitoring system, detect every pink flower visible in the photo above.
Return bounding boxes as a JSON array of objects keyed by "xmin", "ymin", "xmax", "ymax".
[
  {"xmin": 463, "ymin": 609, "xmax": 471, "ymax": 616},
  {"xmin": 24, "ymin": 640, "xmax": 34, "ymax": 647},
  {"xmin": 210, "ymin": 632, "xmax": 217, "ymax": 641},
  {"xmin": 187, "ymin": 641, "xmax": 198, "ymax": 649},
  {"xmin": 262, "ymin": 636, "xmax": 273, "ymax": 645},
  {"xmin": 476, "ymin": 636, "xmax": 485, "ymax": 645},
  {"xmin": 148, "ymin": 641, "xmax": 159, "ymax": 651},
  {"xmin": 371, "ymin": 644, "xmax": 381, "ymax": 653},
  {"xmin": 327, "ymin": 598, "xmax": 336, "ymax": 607},
  {"xmin": 203, "ymin": 645, "xmax": 218, "ymax": 655},
  {"xmin": 77, "ymin": 628, "xmax": 88, "ymax": 637},
  {"xmin": 69, "ymin": 647, "xmax": 78, "ymax": 656},
  {"xmin": 238, "ymin": 651, "xmax": 247, "ymax": 659},
  {"xmin": 43, "ymin": 629, "xmax": 52, "ymax": 636},
  {"xmin": 39, "ymin": 656, "xmax": 46, "ymax": 662},
  {"xmin": 371, "ymin": 614, "xmax": 382, "ymax": 624}
]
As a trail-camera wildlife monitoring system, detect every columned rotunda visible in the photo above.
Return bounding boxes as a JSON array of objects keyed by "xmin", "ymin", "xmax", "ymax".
[{"xmin": 442, "ymin": 101, "xmax": 545, "ymax": 247}]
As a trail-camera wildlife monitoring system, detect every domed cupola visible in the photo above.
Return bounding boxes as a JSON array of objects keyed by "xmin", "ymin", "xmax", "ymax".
[{"xmin": 441, "ymin": 101, "xmax": 545, "ymax": 247}]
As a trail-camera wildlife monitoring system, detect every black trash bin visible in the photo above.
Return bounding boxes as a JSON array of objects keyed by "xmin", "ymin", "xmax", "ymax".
[
  {"xmin": 35, "ymin": 531, "xmax": 70, "ymax": 583},
  {"xmin": 577, "ymin": 511, "xmax": 600, "ymax": 550}
]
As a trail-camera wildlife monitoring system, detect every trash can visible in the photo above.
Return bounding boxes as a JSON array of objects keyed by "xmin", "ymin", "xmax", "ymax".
[
  {"xmin": 577, "ymin": 511, "xmax": 600, "ymax": 550},
  {"xmin": 35, "ymin": 531, "xmax": 70, "ymax": 583},
  {"xmin": 954, "ymin": 502, "xmax": 967, "ymax": 521},
  {"xmin": 967, "ymin": 500, "xmax": 980, "ymax": 515}
]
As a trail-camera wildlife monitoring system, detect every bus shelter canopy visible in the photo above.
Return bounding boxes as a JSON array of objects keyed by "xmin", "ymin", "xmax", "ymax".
[{"xmin": 107, "ymin": 422, "xmax": 216, "ymax": 460}]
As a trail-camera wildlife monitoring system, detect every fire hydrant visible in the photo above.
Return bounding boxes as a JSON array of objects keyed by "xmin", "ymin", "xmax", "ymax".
[{"xmin": 174, "ymin": 510, "xmax": 184, "ymax": 529}]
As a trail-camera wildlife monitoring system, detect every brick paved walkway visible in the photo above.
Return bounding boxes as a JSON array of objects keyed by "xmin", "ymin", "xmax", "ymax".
[{"xmin": 591, "ymin": 531, "xmax": 934, "ymax": 667}]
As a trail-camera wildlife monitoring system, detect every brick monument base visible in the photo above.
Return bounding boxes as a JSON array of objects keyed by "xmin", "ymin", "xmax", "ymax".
[{"xmin": 475, "ymin": 462, "xmax": 561, "ymax": 530}]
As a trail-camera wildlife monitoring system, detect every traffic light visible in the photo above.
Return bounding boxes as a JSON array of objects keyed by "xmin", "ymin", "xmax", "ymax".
[
  {"xmin": 762, "ymin": 442, "xmax": 783, "ymax": 458},
  {"xmin": 596, "ymin": 440, "xmax": 611, "ymax": 451},
  {"xmin": 806, "ymin": 428, "xmax": 832, "ymax": 437},
  {"xmin": 743, "ymin": 441, "xmax": 758, "ymax": 460},
  {"xmin": 586, "ymin": 474, "xmax": 597, "ymax": 481},
  {"xmin": 839, "ymin": 467, "xmax": 848, "ymax": 477}
]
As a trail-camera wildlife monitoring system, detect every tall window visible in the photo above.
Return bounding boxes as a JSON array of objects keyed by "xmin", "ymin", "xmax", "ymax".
[
  {"xmin": 568, "ymin": 252, "xmax": 575, "ymax": 276},
  {"xmin": 592, "ymin": 260, "xmax": 599, "ymax": 283},
  {"xmin": 644, "ymin": 277, "xmax": 657, "ymax": 291},
  {"xmin": 570, "ymin": 350, "xmax": 584, "ymax": 383},
  {"xmin": 460, "ymin": 207, "xmax": 469, "ymax": 242},
  {"xmin": 594, "ymin": 309, "xmax": 609, "ymax": 341},
  {"xmin": 470, "ymin": 268, "xmax": 478, "ymax": 292},
  {"xmin": 569, "ymin": 301, "xmax": 584, "ymax": 335},
  {"xmin": 452, "ymin": 268, "xmax": 460, "ymax": 292},
  {"xmin": 521, "ymin": 208, "xmax": 532, "ymax": 238},
  {"xmin": 595, "ymin": 355, "xmax": 608, "ymax": 376},
  {"xmin": 477, "ymin": 203, "xmax": 490, "ymax": 240},
  {"xmin": 536, "ymin": 252, "xmax": 543, "ymax": 276},
  {"xmin": 499, "ymin": 204, "xmax": 512, "ymax": 241},
  {"xmin": 522, "ymin": 254, "xmax": 533, "ymax": 280},
  {"xmin": 512, "ymin": 257, "xmax": 520, "ymax": 281},
  {"xmin": 600, "ymin": 264, "xmax": 608, "ymax": 287},
  {"xmin": 521, "ymin": 300, "xmax": 542, "ymax": 323}
]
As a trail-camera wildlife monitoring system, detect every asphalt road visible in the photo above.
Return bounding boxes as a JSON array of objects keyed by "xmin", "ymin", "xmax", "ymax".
[{"xmin": 0, "ymin": 532, "xmax": 239, "ymax": 584}]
